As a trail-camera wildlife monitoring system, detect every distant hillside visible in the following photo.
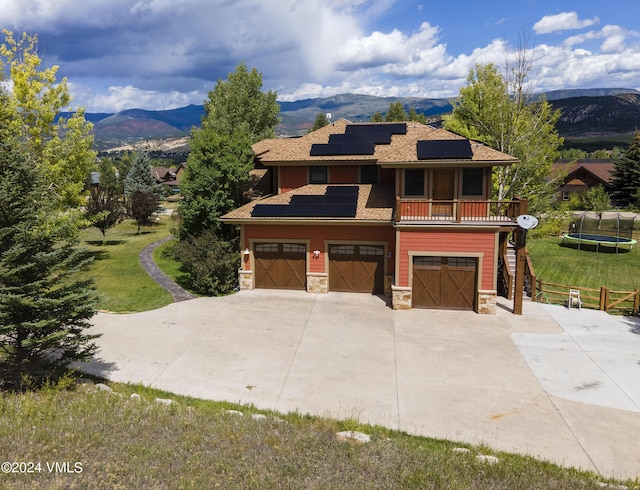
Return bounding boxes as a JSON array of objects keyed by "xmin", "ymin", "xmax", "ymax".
[
  {"xmin": 276, "ymin": 93, "xmax": 452, "ymax": 135},
  {"xmin": 71, "ymin": 88, "xmax": 640, "ymax": 151},
  {"xmin": 551, "ymin": 93, "xmax": 640, "ymax": 137},
  {"xmin": 541, "ymin": 88, "xmax": 638, "ymax": 101}
]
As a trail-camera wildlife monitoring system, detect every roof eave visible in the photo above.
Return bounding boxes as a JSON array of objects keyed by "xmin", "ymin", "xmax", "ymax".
[{"xmin": 378, "ymin": 159, "xmax": 518, "ymax": 168}]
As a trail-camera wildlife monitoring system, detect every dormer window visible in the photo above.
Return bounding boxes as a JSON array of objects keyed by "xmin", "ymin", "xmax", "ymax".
[
  {"xmin": 360, "ymin": 165, "xmax": 378, "ymax": 184},
  {"xmin": 309, "ymin": 166, "xmax": 328, "ymax": 184}
]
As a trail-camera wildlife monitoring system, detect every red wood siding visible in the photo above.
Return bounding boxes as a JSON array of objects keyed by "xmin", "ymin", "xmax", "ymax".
[
  {"xmin": 330, "ymin": 166, "xmax": 358, "ymax": 184},
  {"xmin": 397, "ymin": 229, "xmax": 496, "ymax": 290},
  {"xmin": 279, "ymin": 167, "xmax": 308, "ymax": 193},
  {"xmin": 243, "ymin": 224, "xmax": 395, "ymax": 274}
]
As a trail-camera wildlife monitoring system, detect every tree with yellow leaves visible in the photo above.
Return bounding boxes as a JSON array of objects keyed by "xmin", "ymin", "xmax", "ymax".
[{"xmin": 0, "ymin": 30, "xmax": 95, "ymax": 207}]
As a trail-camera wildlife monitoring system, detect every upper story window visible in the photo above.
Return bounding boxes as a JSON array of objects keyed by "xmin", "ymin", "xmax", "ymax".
[
  {"xmin": 309, "ymin": 166, "xmax": 328, "ymax": 184},
  {"xmin": 360, "ymin": 165, "xmax": 378, "ymax": 184},
  {"xmin": 404, "ymin": 169, "xmax": 425, "ymax": 196},
  {"xmin": 461, "ymin": 168, "xmax": 484, "ymax": 196}
]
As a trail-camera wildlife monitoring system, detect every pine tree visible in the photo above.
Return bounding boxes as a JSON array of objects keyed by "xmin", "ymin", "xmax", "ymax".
[
  {"xmin": 0, "ymin": 141, "xmax": 98, "ymax": 391},
  {"xmin": 611, "ymin": 130, "xmax": 640, "ymax": 207},
  {"xmin": 385, "ymin": 102, "xmax": 407, "ymax": 122},
  {"xmin": 310, "ymin": 113, "xmax": 330, "ymax": 132},
  {"xmin": 123, "ymin": 151, "xmax": 163, "ymax": 234}
]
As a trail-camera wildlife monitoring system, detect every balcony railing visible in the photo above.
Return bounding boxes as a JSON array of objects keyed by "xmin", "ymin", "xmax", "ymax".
[{"xmin": 395, "ymin": 198, "xmax": 527, "ymax": 223}]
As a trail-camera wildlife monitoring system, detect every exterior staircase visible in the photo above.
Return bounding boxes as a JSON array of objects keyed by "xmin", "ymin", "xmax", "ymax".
[{"xmin": 506, "ymin": 242, "xmax": 529, "ymax": 299}]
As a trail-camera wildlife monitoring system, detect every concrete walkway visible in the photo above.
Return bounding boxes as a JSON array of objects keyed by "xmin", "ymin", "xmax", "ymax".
[{"xmin": 80, "ymin": 291, "xmax": 640, "ymax": 480}]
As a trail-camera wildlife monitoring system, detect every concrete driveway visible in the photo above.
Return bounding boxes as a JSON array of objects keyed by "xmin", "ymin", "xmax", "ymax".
[{"xmin": 81, "ymin": 290, "xmax": 640, "ymax": 480}]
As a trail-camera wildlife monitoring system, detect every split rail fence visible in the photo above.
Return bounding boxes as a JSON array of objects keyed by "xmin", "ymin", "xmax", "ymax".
[{"xmin": 534, "ymin": 279, "xmax": 639, "ymax": 314}]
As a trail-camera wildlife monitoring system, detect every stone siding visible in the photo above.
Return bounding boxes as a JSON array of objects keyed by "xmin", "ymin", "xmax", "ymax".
[
  {"xmin": 392, "ymin": 285, "xmax": 412, "ymax": 310},
  {"xmin": 307, "ymin": 273, "xmax": 328, "ymax": 294},
  {"xmin": 477, "ymin": 290, "xmax": 497, "ymax": 315},
  {"xmin": 239, "ymin": 270, "xmax": 253, "ymax": 291}
]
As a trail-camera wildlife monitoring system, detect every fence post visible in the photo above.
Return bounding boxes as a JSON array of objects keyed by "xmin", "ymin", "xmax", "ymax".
[
  {"xmin": 599, "ymin": 286, "xmax": 606, "ymax": 311},
  {"xmin": 634, "ymin": 289, "xmax": 639, "ymax": 314},
  {"xmin": 536, "ymin": 279, "xmax": 542, "ymax": 302},
  {"xmin": 604, "ymin": 288, "xmax": 610, "ymax": 312}
]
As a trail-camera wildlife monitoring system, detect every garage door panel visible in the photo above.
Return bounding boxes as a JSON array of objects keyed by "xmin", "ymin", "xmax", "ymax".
[
  {"xmin": 413, "ymin": 257, "xmax": 476, "ymax": 310},
  {"xmin": 329, "ymin": 245, "xmax": 384, "ymax": 294},
  {"xmin": 255, "ymin": 243, "xmax": 306, "ymax": 290}
]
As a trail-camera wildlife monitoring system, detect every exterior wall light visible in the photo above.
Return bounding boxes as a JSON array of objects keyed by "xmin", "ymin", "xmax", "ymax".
[
  {"xmin": 313, "ymin": 250, "xmax": 321, "ymax": 258},
  {"xmin": 244, "ymin": 248, "xmax": 250, "ymax": 255}
]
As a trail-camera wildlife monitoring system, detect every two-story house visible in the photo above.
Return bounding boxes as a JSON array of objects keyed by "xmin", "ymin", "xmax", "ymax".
[{"xmin": 221, "ymin": 119, "xmax": 525, "ymax": 314}]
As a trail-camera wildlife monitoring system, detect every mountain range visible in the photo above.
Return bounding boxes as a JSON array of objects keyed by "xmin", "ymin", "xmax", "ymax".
[{"xmin": 75, "ymin": 88, "xmax": 640, "ymax": 151}]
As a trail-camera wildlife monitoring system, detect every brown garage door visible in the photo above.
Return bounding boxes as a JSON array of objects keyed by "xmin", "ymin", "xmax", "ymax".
[
  {"xmin": 413, "ymin": 256, "xmax": 476, "ymax": 310},
  {"xmin": 254, "ymin": 242, "xmax": 306, "ymax": 290},
  {"xmin": 329, "ymin": 244, "xmax": 384, "ymax": 293}
]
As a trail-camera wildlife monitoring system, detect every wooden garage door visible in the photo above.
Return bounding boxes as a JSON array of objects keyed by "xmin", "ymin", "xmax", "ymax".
[
  {"xmin": 329, "ymin": 244, "xmax": 384, "ymax": 293},
  {"xmin": 413, "ymin": 257, "xmax": 476, "ymax": 310},
  {"xmin": 254, "ymin": 243, "xmax": 306, "ymax": 290}
]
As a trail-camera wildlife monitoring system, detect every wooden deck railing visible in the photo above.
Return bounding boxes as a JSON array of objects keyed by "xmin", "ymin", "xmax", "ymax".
[{"xmin": 395, "ymin": 198, "xmax": 526, "ymax": 223}]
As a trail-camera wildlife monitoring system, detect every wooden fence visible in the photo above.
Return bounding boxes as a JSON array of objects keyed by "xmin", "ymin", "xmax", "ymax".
[{"xmin": 535, "ymin": 279, "xmax": 639, "ymax": 314}]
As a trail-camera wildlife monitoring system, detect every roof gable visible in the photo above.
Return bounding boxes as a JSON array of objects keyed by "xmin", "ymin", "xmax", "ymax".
[{"xmin": 554, "ymin": 159, "xmax": 614, "ymax": 185}]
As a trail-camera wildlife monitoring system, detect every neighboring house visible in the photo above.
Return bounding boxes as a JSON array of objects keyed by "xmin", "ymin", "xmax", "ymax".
[
  {"xmin": 553, "ymin": 159, "xmax": 614, "ymax": 201},
  {"xmin": 221, "ymin": 119, "xmax": 525, "ymax": 314},
  {"xmin": 152, "ymin": 163, "xmax": 186, "ymax": 191}
]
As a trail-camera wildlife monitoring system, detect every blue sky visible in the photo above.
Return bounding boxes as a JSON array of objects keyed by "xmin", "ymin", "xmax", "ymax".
[{"xmin": 2, "ymin": 0, "xmax": 639, "ymax": 113}]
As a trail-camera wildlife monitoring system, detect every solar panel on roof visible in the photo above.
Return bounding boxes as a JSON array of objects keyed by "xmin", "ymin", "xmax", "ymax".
[
  {"xmin": 326, "ymin": 185, "xmax": 359, "ymax": 195},
  {"xmin": 251, "ymin": 186, "xmax": 359, "ymax": 218},
  {"xmin": 346, "ymin": 123, "xmax": 407, "ymax": 135},
  {"xmin": 417, "ymin": 140, "xmax": 473, "ymax": 160},
  {"xmin": 310, "ymin": 142, "xmax": 375, "ymax": 156},
  {"xmin": 328, "ymin": 133, "xmax": 392, "ymax": 145},
  {"xmin": 289, "ymin": 195, "xmax": 326, "ymax": 204}
]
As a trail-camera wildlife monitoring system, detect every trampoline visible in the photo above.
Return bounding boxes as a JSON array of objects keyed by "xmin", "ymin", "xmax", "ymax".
[
  {"xmin": 563, "ymin": 211, "xmax": 637, "ymax": 253},
  {"xmin": 562, "ymin": 233, "xmax": 636, "ymax": 252}
]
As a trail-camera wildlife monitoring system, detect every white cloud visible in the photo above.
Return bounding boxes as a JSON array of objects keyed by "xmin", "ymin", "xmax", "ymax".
[
  {"xmin": 533, "ymin": 11, "xmax": 599, "ymax": 35},
  {"xmin": 70, "ymin": 84, "xmax": 205, "ymax": 113}
]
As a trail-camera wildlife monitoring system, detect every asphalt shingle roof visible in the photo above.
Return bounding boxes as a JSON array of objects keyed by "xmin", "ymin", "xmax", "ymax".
[
  {"xmin": 252, "ymin": 119, "xmax": 518, "ymax": 165},
  {"xmin": 222, "ymin": 184, "xmax": 395, "ymax": 222}
]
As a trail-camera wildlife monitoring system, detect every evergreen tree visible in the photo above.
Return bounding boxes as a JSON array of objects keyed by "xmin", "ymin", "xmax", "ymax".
[
  {"xmin": 0, "ymin": 141, "xmax": 98, "ymax": 391},
  {"xmin": 310, "ymin": 113, "xmax": 330, "ymax": 132},
  {"xmin": 85, "ymin": 158, "xmax": 125, "ymax": 240},
  {"xmin": 611, "ymin": 130, "xmax": 640, "ymax": 206},
  {"xmin": 408, "ymin": 108, "xmax": 427, "ymax": 124},
  {"xmin": 385, "ymin": 102, "xmax": 407, "ymax": 122},
  {"xmin": 370, "ymin": 111, "xmax": 384, "ymax": 122},
  {"xmin": 123, "ymin": 151, "xmax": 163, "ymax": 234}
]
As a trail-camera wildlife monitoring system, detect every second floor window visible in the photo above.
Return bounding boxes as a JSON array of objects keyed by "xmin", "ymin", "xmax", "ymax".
[
  {"xmin": 360, "ymin": 165, "xmax": 378, "ymax": 184},
  {"xmin": 461, "ymin": 168, "xmax": 484, "ymax": 196},
  {"xmin": 309, "ymin": 166, "xmax": 328, "ymax": 184},
  {"xmin": 404, "ymin": 169, "xmax": 425, "ymax": 196}
]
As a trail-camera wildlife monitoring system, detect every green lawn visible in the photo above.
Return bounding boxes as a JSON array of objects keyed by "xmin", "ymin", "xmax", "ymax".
[
  {"xmin": 0, "ymin": 379, "xmax": 631, "ymax": 490},
  {"xmin": 80, "ymin": 218, "xmax": 174, "ymax": 312},
  {"xmin": 528, "ymin": 237, "xmax": 640, "ymax": 292},
  {"xmin": 152, "ymin": 237, "xmax": 193, "ymax": 292}
]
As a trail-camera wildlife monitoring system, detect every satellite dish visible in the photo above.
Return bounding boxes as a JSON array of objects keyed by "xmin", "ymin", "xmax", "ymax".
[{"xmin": 517, "ymin": 214, "xmax": 539, "ymax": 230}]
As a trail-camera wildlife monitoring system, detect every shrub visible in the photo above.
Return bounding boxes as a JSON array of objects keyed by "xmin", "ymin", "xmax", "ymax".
[{"xmin": 174, "ymin": 228, "xmax": 239, "ymax": 295}]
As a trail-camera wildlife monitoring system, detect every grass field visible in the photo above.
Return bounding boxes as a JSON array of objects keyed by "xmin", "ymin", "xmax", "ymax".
[
  {"xmin": 0, "ymin": 379, "xmax": 632, "ymax": 490},
  {"xmin": 528, "ymin": 236, "xmax": 640, "ymax": 292},
  {"xmin": 80, "ymin": 218, "xmax": 174, "ymax": 312}
]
